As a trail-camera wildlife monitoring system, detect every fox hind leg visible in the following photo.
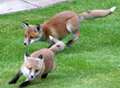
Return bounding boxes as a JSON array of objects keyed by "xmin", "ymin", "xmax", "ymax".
[
  {"xmin": 66, "ymin": 18, "xmax": 80, "ymax": 47},
  {"xmin": 66, "ymin": 31, "xmax": 80, "ymax": 47}
]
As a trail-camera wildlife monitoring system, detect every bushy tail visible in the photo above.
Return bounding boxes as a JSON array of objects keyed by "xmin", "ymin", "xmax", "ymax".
[
  {"xmin": 79, "ymin": 6, "xmax": 116, "ymax": 20},
  {"xmin": 49, "ymin": 36, "xmax": 65, "ymax": 53}
]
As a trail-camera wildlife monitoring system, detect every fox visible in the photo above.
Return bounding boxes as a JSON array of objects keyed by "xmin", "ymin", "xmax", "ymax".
[
  {"xmin": 22, "ymin": 6, "xmax": 116, "ymax": 47},
  {"xmin": 8, "ymin": 36, "xmax": 65, "ymax": 88}
]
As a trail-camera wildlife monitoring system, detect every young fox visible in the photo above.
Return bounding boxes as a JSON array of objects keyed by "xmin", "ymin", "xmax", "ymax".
[
  {"xmin": 9, "ymin": 36, "xmax": 65, "ymax": 88},
  {"xmin": 22, "ymin": 6, "xmax": 116, "ymax": 47}
]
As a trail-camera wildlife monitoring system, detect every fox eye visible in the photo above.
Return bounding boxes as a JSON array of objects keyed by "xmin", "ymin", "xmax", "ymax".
[{"xmin": 35, "ymin": 69, "xmax": 39, "ymax": 73}]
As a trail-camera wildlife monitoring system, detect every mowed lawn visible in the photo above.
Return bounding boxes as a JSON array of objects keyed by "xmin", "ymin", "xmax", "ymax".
[{"xmin": 0, "ymin": 0, "xmax": 120, "ymax": 88}]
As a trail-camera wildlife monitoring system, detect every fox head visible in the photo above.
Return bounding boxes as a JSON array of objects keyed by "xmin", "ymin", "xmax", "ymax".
[
  {"xmin": 22, "ymin": 22, "xmax": 43, "ymax": 46},
  {"xmin": 21, "ymin": 54, "xmax": 45, "ymax": 80}
]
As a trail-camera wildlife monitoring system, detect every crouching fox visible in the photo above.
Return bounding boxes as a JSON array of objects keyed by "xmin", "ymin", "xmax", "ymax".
[
  {"xmin": 22, "ymin": 6, "xmax": 116, "ymax": 47},
  {"xmin": 8, "ymin": 36, "xmax": 65, "ymax": 88}
]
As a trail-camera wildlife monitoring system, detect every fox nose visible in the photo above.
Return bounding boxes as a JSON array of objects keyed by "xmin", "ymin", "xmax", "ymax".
[
  {"xmin": 24, "ymin": 42, "xmax": 27, "ymax": 46},
  {"xmin": 31, "ymin": 75, "xmax": 34, "ymax": 78}
]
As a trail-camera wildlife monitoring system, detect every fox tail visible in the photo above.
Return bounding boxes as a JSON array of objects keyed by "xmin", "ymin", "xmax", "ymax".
[{"xmin": 79, "ymin": 6, "xmax": 116, "ymax": 20}]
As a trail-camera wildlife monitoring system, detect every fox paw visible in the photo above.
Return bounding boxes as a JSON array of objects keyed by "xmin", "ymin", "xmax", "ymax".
[
  {"xmin": 19, "ymin": 81, "xmax": 30, "ymax": 88},
  {"xmin": 8, "ymin": 80, "xmax": 16, "ymax": 84}
]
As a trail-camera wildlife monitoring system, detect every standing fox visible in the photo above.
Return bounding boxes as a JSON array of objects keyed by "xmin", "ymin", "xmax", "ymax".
[
  {"xmin": 22, "ymin": 6, "xmax": 116, "ymax": 47},
  {"xmin": 9, "ymin": 36, "xmax": 65, "ymax": 88}
]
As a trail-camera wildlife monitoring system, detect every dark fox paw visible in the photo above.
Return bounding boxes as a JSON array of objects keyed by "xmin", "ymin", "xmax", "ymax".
[
  {"xmin": 19, "ymin": 81, "xmax": 31, "ymax": 88},
  {"xmin": 8, "ymin": 80, "xmax": 16, "ymax": 84}
]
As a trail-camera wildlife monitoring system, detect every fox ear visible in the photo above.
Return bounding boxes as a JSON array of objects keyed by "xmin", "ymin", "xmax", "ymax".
[
  {"xmin": 24, "ymin": 53, "xmax": 30, "ymax": 62},
  {"xmin": 21, "ymin": 22, "xmax": 29, "ymax": 29},
  {"xmin": 38, "ymin": 55, "xmax": 43, "ymax": 59}
]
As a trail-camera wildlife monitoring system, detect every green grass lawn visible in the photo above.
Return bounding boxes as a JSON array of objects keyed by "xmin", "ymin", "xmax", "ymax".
[{"xmin": 0, "ymin": 0, "xmax": 120, "ymax": 88}]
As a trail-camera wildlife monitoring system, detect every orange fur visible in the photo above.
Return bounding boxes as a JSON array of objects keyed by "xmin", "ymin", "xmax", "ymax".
[{"xmin": 23, "ymin": 7, "xmax": 116, "ymax": 46}]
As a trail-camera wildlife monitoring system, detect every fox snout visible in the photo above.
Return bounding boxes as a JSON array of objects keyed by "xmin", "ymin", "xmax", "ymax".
[
  {"xmin": 29, "ymin": 75, "xmax": 35, "ymax": 80},
  {"xmin": 24, "ymin": 41, "xmax": 29, "ymax": 46},
  {"xmin": 21, "ymin": 66, "xmax": 39, "ymax": 81},
  {"xmin": 28, "ymin": 70, "xmax": 39, "ymax": 80},
  {"xmin": 24, "ymin": 38, "xmax": 32, "ymax": 46},
  {"xmin": 24, "ymin": 42, "xmax": 28, "ymax": 46},
  {"xmin": 30, "ymin": 75, "xmax": 34, "ymax": 79}
]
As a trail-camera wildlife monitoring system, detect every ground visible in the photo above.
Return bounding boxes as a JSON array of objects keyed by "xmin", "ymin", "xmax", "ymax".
[
  {"xmin": 0, "ymin": 0, "xmax": 120, "ymax": 88},
  {"xmin": 0, "ymin": 0, "xmax": 65, "ymax": 14}
]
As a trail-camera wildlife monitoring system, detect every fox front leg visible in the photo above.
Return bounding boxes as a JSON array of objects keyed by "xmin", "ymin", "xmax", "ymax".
[
  {"xmin": 41, "ymin": 73, "xmax": 48, "ymax": 79},
  {"xmin": 48, "ymin": 38, "xmax": 55, "ymax": 48},
  {"xmin": 19, "ymin": 80, "xmax": 31, "ymax": 88},
  {"xmin": 8, "ymin": 70, "xmax": 22, "ymax": 84}
]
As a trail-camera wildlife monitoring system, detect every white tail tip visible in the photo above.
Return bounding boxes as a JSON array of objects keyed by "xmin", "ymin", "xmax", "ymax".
[
  {"xmin": 49, "ymin": 35, "xmax": 59, "ymax": 43},
  {"xmin": 110, "ymin": 6, "xmax": 116, "ymax": 12},
  {"xmin": 49, "ymin": 36, "xmax": 53, "ymax": 40}
]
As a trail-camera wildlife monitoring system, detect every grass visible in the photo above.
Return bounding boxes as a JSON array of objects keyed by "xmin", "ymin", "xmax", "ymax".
[{"xmin": 0, "ymin": 0, "xmax": 120, "ymax": 88}]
